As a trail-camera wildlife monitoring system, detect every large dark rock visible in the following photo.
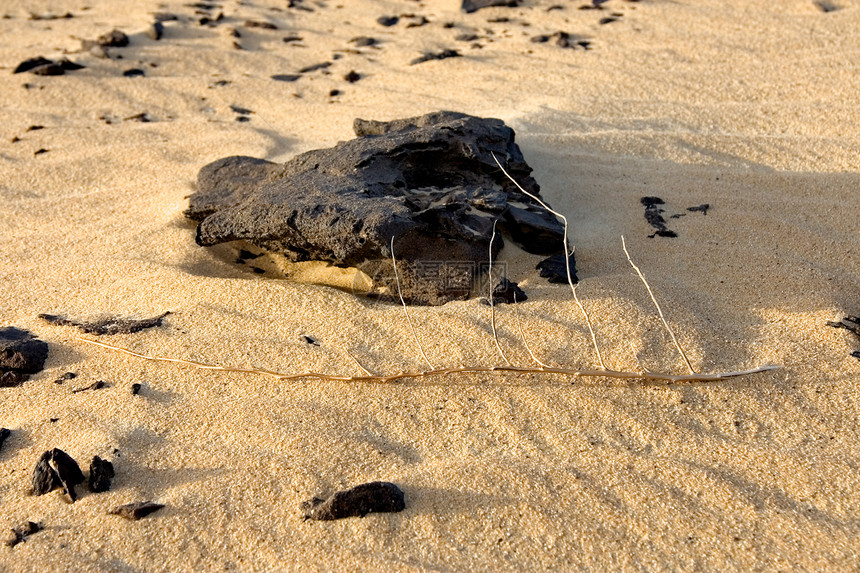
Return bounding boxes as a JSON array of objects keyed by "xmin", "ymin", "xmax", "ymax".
[
  {"xmin": 301, "ymin": 481, "xmax": 406, "ymax": 520},
  {"xmin": 0, "ymin": 327, "xmax": 48, "ymax": 387},
  {"xmin": 186, "ymin": 112, "xmax": 566, "ymax": 305},
  {"xmin": 32, "ymin": 448, "xmax": 85, "ymax": 501}
]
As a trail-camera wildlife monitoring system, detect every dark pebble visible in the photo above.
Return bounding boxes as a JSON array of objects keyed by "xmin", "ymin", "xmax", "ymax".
[
  {"xmin": 230, "ymin": 104, "xmax": 253, "ymax": 115},
  {"xmin": 302, "ymin": 335, "xmax": 319, "ymax": 346},
  {"xmin": 53, "ymin": 371, "xmax": 77, "ymax": 384},
  {"xmin": 89, "ymin": 456, "xmax": 115, "ymax": 493},
  {"xmin": 72, "ymin": 380, "xmax": 106, "ymax": 393},
  {"xmin": 377, "ymin": 16, "xmax": 399, "ymax": 26},
  {"xmin": 410, "ymin": 49, "xmax": 461, "ymax": 65},
  {"xmin": 0, "ymin": 428, "xmax": 10, "ymax": 454},
  {"xmin": 344, "ymin": 70, "xmax": 361, "ymax": 83},
  {"xmin": 329, "ymin": 89, "xmax": 341, "ymax": 97},
  {"xmin": 123, "ymin": 68, "xmax": 146, "ymax": 77},
  {"xmin": 349, "ymin": 36, "xmax": 377, "ymax": 47},
  {"xmin": 147, "ymin": 21, "xmax": 165, "ymax": 40},
  {"xmin": 0, "ymin": 327, "xmax": 48, "ymax": 387},
  {"xmin": 244, "ymin": 19, "xmax": 278, "ymax": 29},
  {"xmin": 38, "ymin": 311, "xmax": 169, "ymax": 335},
  {"xmin": 461, "ymin": 0, "xmax": 520, "ymax": 13},
  {"xmin": 298, "ymin": 62, "xmax": 331, "ymax": 73},
  {"xmin": 492, "ymin": 277, "xmax": 528, "ymax": 304},
  {"xmin": 283, "ymin": 35, "xmax": 303, "ymax": 43},
  {"xmin": 302, "ymin": 481, "xmax": 406, "ymax": 520},
  {"xmin": 536, "ymin": 252, "xmax": 579, "ymax": 284},
  {"xmin": 109, "ymin": 501, "xmax": 165, "ymax": 520},
  {"xmin": 13, "ymin": 56, "xmax": 52, "ymax": 74},
  {"xmin": 687, "ymin": 204, "xmax": 710, "ymax": 215},
  {"xmin": 131, "ymin": 382, "xmax": 142, "ymax": 395},
  {"xmin": 97, "ymin": 29, "xmax": 130, "ymax": 47},
  {"xmin": 271, "ymin": 74, "xmax": 301, "ymax": 82},
  {"xmin": 32, "ymin": 448, "xmax": 85, "ymax": 502},
  {"xmin": 4, "ymin": 521, "xmax": 42, "ymax": 548}
]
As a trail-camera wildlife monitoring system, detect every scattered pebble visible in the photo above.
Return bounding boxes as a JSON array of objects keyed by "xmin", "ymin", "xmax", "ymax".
[
  {"xmin": 349, "ymin": 36, "xmax": 377, "ymax": 47},
  {"xmin": 301, "ymin": 481, "xmax": 405, "ymax": 520},
  {"xmin": 53, "ymin": 372, "xmax": 77, "ymax": 384},
  {"xmin": 0, "ymin": 327, "xmax": 48, "ymax": 387},
  {"xmin": 4, "ymin": 521, "xmax": 42, "ymax": 548},
  {"xmin": 410, "ymin": 49, "xmax": 461, "ymax": 65},
  {"xmin": 72, "ymin": 380, "xmax": 107, "ymax": 393},
  {"xmin": 123, "ymin": 68, "xmax": 146, "ymax": 77},
  {"xmin": 536, "ymin": 253, "xmax": 579, "ymax": 284},
  {"xmin": 96, "ymin": 29, "xmax": 130, "ymax": 48},
  {"xmin": 271, "ymin": 74, "xmax": 301, "ymax": 82},
  {"xmin": 0, "ymin": 428, "xmax": 10, "ymax": 454},
  {"xmin": 131, "ymin": 383, "xmax": 142, "ymax": 395},
  {"xmin": 641, "ymin": 196, "xmax": 678, "ymax": 238},
  {"xmin": 492, "ymin": 277, "xmax": 528, "ymax": 304},
  {"xmin": 302, "ymin": 335, "xmax": 319, "ymax": 346},
  {"xmin": 38, "ymin": 312, "xmax": 170, "ymax": 335},
  {"xmin": 146, "ymin": 21, "xmax": 165, "ymax": 40},
  {"xmin": 298, "ymin": 62, "xmax": 331, "ymax": 73},
  {"xmin": 32, "ymin": 448, "xmax": 85, "ymax": 502},
  {"xmin": 89, "ymin": 456, "xmax": 115, "ymax": 493},
  {"xmin": 344, "ymin": 70, "xmax": 361, "ymax": 83},
  {"xmin": 244, "ymin": 19, "xmax": 278, "ymax": 29},
  {"xmin": 109, "ymin": 501, "xmax": 164, "ymax": 520},
  {"xmin": 461, "ymin": 0, "xmax": 520, "ymax": 13},
  {"xmin": 377, "ymin": 16, "xmax": 399, "ymax": 26}
]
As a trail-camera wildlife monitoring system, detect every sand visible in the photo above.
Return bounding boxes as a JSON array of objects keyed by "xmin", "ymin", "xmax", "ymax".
[{"xmin": 1, "ymin": 0, "xmax": 858, "ymax": 570}]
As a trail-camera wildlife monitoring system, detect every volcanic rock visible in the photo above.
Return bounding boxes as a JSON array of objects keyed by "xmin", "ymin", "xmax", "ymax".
[
  {"xmin": 0, "ymin": 327, "xmax": 48, "ymax": 387},
  {"xmin": 301, "ymin": 481, "xmax": 406, "ymax": 520},
  {"xmin": 32, "ymin": 448, "xmax": 85, "ymax": 501},
  {"xmin": 186, "ymin": 111, "xmax": 566, "ymax": 305}
]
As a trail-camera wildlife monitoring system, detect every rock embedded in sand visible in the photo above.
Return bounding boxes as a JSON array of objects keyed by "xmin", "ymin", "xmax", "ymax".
[
  {"xmin": 4, "ymin": 521, "xmax": 42, "ymax": 548},
  {"xmin": 301, "ymin": 481, "xmax": 406, "ymax": 520},
  {"xmin": 32, "ymin": 448, "xmax": 85, "ymax": 501},
  {"xmin": 0, "ymin": 428, "xmax": 10, "ymax": 454},
  {"xmin": 109, "ymin": 501, "xmax": 165, "ymax": 520},
  {"xmin": 492, "ymin": 277, "xmax": 528, "ymax": 304},
  {"xmin": 186, "ymin": 111, "xmax": 567, "ymax": 305},
  {"xmin": 88, "ymin": 456, "xmax": 115, "ymax": 493},
  {"xmin": 0, "ymin": 327, "xmax": 48, "ymax": 387},
  {"xmin": 536, "ymin": 252, "xmax": 579, "ymax": 284},
  {"xmin": 462, "ymin": 0, "xmax": 521, "ymax": 13},
  {"xmin": 38, "ymin": 311, "xmax": 170, "ymax": 335}
]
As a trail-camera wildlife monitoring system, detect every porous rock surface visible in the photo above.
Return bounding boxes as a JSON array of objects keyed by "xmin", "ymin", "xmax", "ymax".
[{"xmin": 186, "ymin": 111, "xmax": 566, "ymax": 304}]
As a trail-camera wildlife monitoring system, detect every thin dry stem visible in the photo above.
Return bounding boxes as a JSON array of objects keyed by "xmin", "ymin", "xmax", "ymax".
[
  {"xmin": 512, "ymin": 292, "xmax": 550, "ymax": 368},
  {"xmin": 621, "ymin": 236, "xmax": 695, "ymax": 374},
  {"xmin": 391, "ymin": 236, "xmax": 435, "ymax": 370},
  {"xmin": 488, "ymin": 218, "xmax": 512, "ymax": 366},
  {"xmin": 76, "ymin": 336, "xmax": 777, "ymax": 384},
  {"xmin": 491, "ymin": 153, "xmax": 607, "ymax": 370}
]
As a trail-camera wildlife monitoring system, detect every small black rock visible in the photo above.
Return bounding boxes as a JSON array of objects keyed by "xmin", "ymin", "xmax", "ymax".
[
  {"xmin": 271, "ymin": 74, "xmax": 301, "ymax": 82},
  {"xmin": 147, "ymin": 21, "xmax": 165, "ymax": 40},
  {"xmin": 344, "ymin": 70, "xmax": 361, "ymax": 83},
  {"xmin": 32, "ymin": 448, "xmax": 85, "ymax": 501},
  {"xmin": 0, "ymin": 428, "xmax": 10, "ymax": 453},
  {"xmin": 536, "ymin": 252, "xmax": 578, "ymax": 284},
  {"xmin": 13, "ymin": 56, "xmax": 52, "ymax": 74},
  {"xmin": 131, "ymin": 382, "xmax": 142, "ymax": 395},
  {"xmin": 302, "ymin": 481, "xmax": 406, "ymax": 520},
  {"xmin": 97, "ymin": 29, "xmax": 130, "ymax": 47},
  {"xmin": 377, "ymin": 16, "xmax": 399, "ymax": 26},
  {"xmin": 4, "ymin": 521, "xmax": 42, "ymax": 548},
  {"xmin": 462, "ymin": 0, "xmax": 520, "ymax": 13},
  {"xmin": 410, "ymin": 49, "xmax": 461, "ymax": 65},
  {"xmin": 109, "ymin": 501, "xmax": 164, "ymax": 520},
  {"xmin": 492, "ymin": 277, "xmax": 528, "ymax": 304},
  {"xmin": 89, "ymin": 456, "xmax": 115, "ymax": 493},
  {"xmin": 0, "ymin": 327, "xmax": 48, "ymax": 387}
]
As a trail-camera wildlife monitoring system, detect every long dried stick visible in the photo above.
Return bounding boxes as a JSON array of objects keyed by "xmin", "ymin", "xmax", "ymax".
[
  {"xmin": 621, "ymin": 236, "xmax": 695, "ymax": 374},
  {"xmin": 76, "ymin": 336, "xmax": 777, "ymax": 383},
  {"xmin": 491, "ymin": 154, "xmax": 607, "ymax": 370}
]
